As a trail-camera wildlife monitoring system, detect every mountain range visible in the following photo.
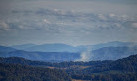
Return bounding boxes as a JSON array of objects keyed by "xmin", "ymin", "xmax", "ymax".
[
  {"xmin": 0, "ymin": 41, "xmax": 137, "ymax": 62},
  {"xmin": 11, "ymin": 41, "xmax": 137, "ymax": 52}
]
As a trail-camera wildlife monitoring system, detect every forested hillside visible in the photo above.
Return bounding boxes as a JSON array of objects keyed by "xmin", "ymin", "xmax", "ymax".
[
  {"xmin": 0, "ymin": 54, "xmax": 137, "ymax": 81},
  {"xmin": 70, "ymin": 54, "xmax": 137, "ymax": 81},
  {"xmin": 0, "ymin": 63, "xmax": 71, "ymax": 81}
]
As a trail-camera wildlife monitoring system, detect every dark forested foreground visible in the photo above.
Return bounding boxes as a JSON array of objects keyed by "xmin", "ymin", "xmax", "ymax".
[
  {"xmin": 0, "ymin": 54, "xmax": 137, "ymax": 81},
  {"xmin": 0, "ymin": 63, "xmax": 71, "ymax": 81}
]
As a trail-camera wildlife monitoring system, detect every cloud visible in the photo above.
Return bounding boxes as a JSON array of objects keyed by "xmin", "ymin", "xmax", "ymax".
[
  {"xmin": 108, "ymin": 13, "xmax": 116, "ymax": 18},
  {"xmin": 97, "ymin": 14, "xmax": 107, "ymax": 21},
  {"xmin": 43, "ymin": 19, "xmax": 51, "ymax": 24},
  {"xmin": 114, "ymin": 23, "xmax": 122, "ymax": 28},
  {"xmin": 132, "ymin": 23, "xmax": 137, "ymax": 28},
  {"xmin": 0, "ymin": 9, "xmax": 136, "ymax": 33},
  {"xmin": 121, "ymin": 15, "xmax": 128, "ymax": 20},
  {"xmin": 0, "ymin": 21, "xmax": 10, "ymax": 30}
]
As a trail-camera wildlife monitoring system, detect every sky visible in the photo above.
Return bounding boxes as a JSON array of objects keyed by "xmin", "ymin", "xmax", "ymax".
[{"xmin": 0, "ymin": 0, "xmax": 137, "ymax": 46}]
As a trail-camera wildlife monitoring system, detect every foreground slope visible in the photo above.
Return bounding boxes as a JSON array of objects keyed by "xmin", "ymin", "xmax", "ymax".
[
  {"xmin": 0, "ymin": 55, "xmax": 137, "ymax": 81},
  {"xmin": 70, "ymin": 54, "xmax": 137, "ymax": 81}
]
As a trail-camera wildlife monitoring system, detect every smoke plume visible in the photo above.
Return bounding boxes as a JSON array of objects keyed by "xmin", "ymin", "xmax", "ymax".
[{"xmin": 76, "ymin": 47, "xmax": 93, "ymax": 62}]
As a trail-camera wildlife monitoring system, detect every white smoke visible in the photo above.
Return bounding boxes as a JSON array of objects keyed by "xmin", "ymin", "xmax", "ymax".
[
  {"xmin": 76, "ymin": 47, "xmax": 93, "ymax": 62},
  {"xmin": 80, "ymin": 51, "xmax": 90, "ymax": 62}
]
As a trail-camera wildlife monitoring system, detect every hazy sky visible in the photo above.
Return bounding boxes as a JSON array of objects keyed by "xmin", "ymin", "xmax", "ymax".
[{"xmin": 0, "ymin": 0, "xmax": 137, "ymax": 46}]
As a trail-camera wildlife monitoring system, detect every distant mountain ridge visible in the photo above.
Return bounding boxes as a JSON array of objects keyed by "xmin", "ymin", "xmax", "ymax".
[
  {"xmin": 91, "ymin": 41, "xmax": 137, "ymax": 50},
  {"xmin": 11, "ymin": 43, "xmax": 78, "ymax": 52},
  {"xmin": 91, "ymin": 46, "xmax": 137, "ymax": 60},
  {"xmin": 0, "ymin": 46, "xmax": 80, "ymax": 62},
  {"xmin": 10, "ymin": 41, "xmax": 137, "ymax": 52},
  {"xmin": 0, "ymin": 41, "xmax": 137, "ymax": 62},
  {"xmin": 11, "ymin": 43, "xmax": 36, "ymax": 50},
  {"xmin": 0, "ymin": 45, "xmax": 16, "ymax": 52}
]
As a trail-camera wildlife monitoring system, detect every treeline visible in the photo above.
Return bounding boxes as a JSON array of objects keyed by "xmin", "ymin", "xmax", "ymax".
[
  {"xmin": 0, "ymin": 63, "xmax": 72, "ymax": 81},
  {"xmin": 0, "ymin": 57, "xmax": 112, "ymax": 68}
]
